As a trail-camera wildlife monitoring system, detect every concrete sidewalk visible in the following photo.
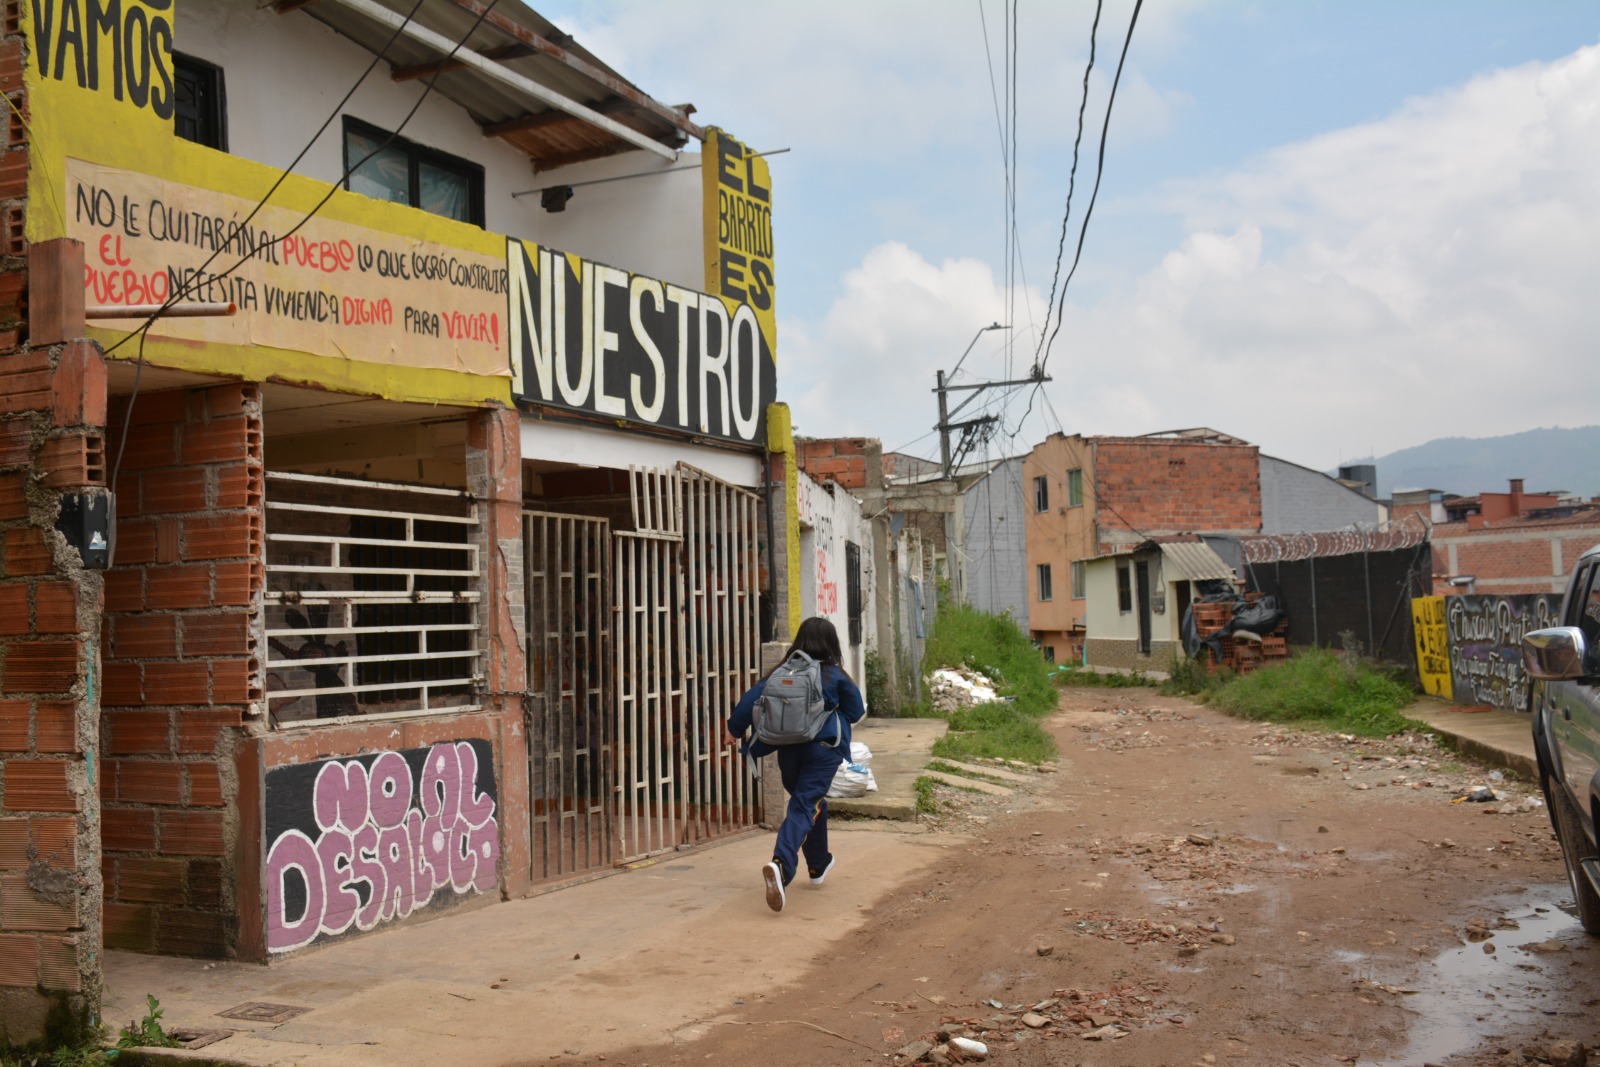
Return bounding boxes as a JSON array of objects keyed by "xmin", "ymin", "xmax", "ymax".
[
  {"xmin": 104, "ymin": 717, "xmax": 955, "ymax": 1066},
  {"xmin": 1405, "ymin": 697, "xmax": 1538, "ymax": 780}
]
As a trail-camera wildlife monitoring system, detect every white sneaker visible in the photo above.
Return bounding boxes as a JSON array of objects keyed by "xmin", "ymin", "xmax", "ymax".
[
  {"xmin": 808, "ymin": 854, "xmax": 835, "ymax": 886},
  {"xmin": 762, "ymin": 861, "xmax": 785, "ymax": 912}
]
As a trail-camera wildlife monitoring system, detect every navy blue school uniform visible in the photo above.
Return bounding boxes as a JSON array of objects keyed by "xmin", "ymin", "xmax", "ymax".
[{"xmin": 728, "ymin": 662, "xmax": 867, "ymax": 884}]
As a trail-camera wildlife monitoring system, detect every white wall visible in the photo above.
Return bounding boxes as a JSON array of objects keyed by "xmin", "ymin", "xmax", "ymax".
[
  {"xmin": 1083, "ymin": 556, "xmax": 1183, "ymax": 644},
  {"xmin": 178, "ymin": 3, "xmax": 702, "ymax": 278},
  {"xmin": 796, "ymin": 472, "xmax": 876, "ymax": 686}
]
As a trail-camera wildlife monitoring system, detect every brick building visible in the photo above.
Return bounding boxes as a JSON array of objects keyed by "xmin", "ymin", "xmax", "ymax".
[
  {"xmin": 1024, "ymin": 429, "xmax": 1262, "ymax": 664},
  {"xmin": 2, "ymin": 0, "xmax": 794, "ymax": 1036},
  {"xmin": 1427, "ymin": 480, "xmax": 1600, "ymax": 595},
  {"xmin": 1025, "ymin": 428, "xmax": 1381, "ymax": 666}
]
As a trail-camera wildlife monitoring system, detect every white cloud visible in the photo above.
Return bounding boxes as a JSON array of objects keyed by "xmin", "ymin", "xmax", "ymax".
[
  {"xmin": 780, "ymin": 242, "xmax": 1046, "ymax": 450},
  {"xmin": 789, "ymin": 42, "xmax": 1600, "ymax": 469}
]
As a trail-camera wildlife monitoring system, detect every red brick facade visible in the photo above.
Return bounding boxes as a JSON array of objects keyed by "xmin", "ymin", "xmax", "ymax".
[
  {"xmin": 1090, "ymin": 437, "xmax": 1261, "ymax": 550},
  {"xmin": 1431, "ymin": 514, "xmax": 1600, "ymax": 595},
  {"xmin": 97, "ymin": 384, "xmax": 264, "ymax": 958},
  {"xmin": 0, "ymin": 239, "xmax": 103, "ymax": 1023}
]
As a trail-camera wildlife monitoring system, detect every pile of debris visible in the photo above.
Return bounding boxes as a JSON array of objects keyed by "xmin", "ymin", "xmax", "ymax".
[
  {"xmin": 1065, "ymin": 906, "xmax": 1237, "ymax": 951},
  {"xmin": 930, "ymin": 667, "xmax": 1003, "ymax": 712},
  {"xmin": 893, "ymin": 983, "xmax": 1175, "ymax": 1062}
]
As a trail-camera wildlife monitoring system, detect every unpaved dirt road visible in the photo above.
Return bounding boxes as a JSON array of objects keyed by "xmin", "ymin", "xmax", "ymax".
[{"xmin": 568, "ymin": 688, "xmax": 1599, "ymax": 1067}]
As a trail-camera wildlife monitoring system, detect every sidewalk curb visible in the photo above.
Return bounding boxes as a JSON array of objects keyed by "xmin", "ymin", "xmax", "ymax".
[{"xmin": 112, "ymin": 1049, "xmax": 251, "ymax": 1067}]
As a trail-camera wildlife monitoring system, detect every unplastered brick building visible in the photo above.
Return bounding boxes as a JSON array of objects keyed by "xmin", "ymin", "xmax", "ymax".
[
  {"xmin": 1, "ymin": 0, "xmax": 803, "ymax": 1039},
  {"xmin": 1025, "ymin": 428, "xmax": 1381, "ymax": 667},
  {"xmin": 1427, "ymin": 480, "xmax": 1600, "ymax": 595}
]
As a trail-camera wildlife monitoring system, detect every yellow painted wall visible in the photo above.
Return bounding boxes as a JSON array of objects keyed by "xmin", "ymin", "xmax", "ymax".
[{"xmin": 25, "ymin": 0, "xmax": 511, "ymax": 409}]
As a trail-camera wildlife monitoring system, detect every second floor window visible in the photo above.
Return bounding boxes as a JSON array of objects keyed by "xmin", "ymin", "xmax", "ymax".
[
  {"xmin": 1034, "ymin": 475, "xmax": 1049, "ymax": 512},
  {"xmin": 344, "ymin": 118, "xmax": 485, "ymax": 227},
  {"xmin": 1037, "ymin": 563, "xmax": 1053, "ymax": 602},
  {"xmin": 1067, "ymin": 468, "xmax": 1084, "ymax": 508},
  {"xmin": 174, "ymin": 53, "xmax": 227, "ymax": 151},
  {"xmin": 1071, "ymin": 560, "xmax": 1086, "ymax": 600}
]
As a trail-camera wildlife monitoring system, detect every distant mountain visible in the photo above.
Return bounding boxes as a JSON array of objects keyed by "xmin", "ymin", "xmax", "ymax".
[{"xmin": 1338, "ymin": 426, "xmax": 1600, "ymax": 500}]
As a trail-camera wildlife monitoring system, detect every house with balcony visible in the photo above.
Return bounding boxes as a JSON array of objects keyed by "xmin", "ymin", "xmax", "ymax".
[{"xmin": 0, "ymin": 0, "xmax": 795, "ymax": 1032}]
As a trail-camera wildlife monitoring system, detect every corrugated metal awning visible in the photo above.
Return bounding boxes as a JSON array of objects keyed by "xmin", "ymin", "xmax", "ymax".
[
  {"xmin": 1158, "ymin": 540, "xmax": 1237, "ymax": 582},
  {"xmin": 286, "ymin": 0, "xmax": 702, "ymax": 169}
]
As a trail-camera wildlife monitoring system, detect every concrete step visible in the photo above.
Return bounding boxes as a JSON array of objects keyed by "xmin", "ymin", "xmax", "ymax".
[{"xmin": 932, "ymin": 758, "xmax": 1035, "ymax": 784}]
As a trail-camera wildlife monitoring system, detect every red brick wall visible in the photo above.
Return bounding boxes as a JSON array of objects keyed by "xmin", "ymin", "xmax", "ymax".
[
  {"xmin": 1092, "ymin": 439, "xmax": 1261, "ymax": 539},
  {"xmin": 1431, "ymin": 518, "xmax": 1600, "ymax": 595},
  {"xmin": 99, "ymin": 384, "xmax": 263, "ymax": 958},
  {"xmin": 0, "ymin": 247, "xmax": 104, "ymax": 1026},
  {"xmin": 795, "ymin": 437, "xmax": 874, "ymax": 490}
]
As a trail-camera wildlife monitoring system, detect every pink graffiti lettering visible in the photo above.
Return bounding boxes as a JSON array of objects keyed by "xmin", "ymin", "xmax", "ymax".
[{"xmin": 265, "ymin": 742, "xmax": 499, "ymax": 953}]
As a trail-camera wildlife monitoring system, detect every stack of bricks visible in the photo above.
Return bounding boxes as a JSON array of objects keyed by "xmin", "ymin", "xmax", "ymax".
[
  {"xmin": 1193, "ymin": 599, "xmax": 1287, "ymax": 676},
  {"xmin": 100, "ymin": 383, "xmax": 264, "ymax": 958},
  {"xmin": 0, "ymin": 237, "xmax": 104, "ymax": 1032}
]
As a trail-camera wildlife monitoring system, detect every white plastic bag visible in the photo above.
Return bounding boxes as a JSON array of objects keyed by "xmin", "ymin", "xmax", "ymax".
[{"xmin": 827, "ymin": 742, "xmax": 878, "ymax": 797}]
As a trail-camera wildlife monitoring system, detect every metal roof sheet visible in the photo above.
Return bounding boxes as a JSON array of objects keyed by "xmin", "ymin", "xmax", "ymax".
[
  {"xmin": 293, "ymin": 0, "xmax": 700, "ymax": 170},
  {"xmin": 1157, "ymin": 541, "xmax": 1238, "ymax": 582}
]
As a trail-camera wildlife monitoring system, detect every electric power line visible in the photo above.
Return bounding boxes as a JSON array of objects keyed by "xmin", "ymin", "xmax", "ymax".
[
  {"xmin": 1032, "ymin": 0, "xmax": 1102, "ymax": 368},
  {"xmin": 1039, "ymin": 0, "xmax": 1143, "ymax": 375}
]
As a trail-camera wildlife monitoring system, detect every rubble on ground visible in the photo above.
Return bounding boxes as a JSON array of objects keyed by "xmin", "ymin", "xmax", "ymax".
[
  {"xmin": 891, "ymin": 982, "xmax": 1177, "ymax": 1062},
  {"xmin": 930, "ymin": 667, "xmax": 1003, "ymax": 711}
]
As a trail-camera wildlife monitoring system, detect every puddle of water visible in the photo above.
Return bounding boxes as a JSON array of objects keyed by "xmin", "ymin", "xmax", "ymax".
[
  {"xmin": 1369, "ymin": 886, "xmax": 1584, "ymax": 1065},
  {"xmin": 1333, "ymin": 949, "xmax": 1367, "ymax": 965},
  {"xmin": 1214, "ymin": 883, "xmax": 1258, "ymax": 895}
]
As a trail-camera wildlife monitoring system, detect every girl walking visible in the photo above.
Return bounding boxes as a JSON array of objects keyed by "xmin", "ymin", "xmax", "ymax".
[{"xmin": 726, "ymin": 617, "xmax": 866, "ymax": 912}]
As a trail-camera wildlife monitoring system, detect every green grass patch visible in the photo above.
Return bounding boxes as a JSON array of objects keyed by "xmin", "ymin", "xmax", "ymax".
[
  {"xmin": 1205, "ymin": 648, "xmax": 1415, "ymax": 737},
  {"xmin": 1053, "ymin": 665, "xmax": 1158, "ymax": 688},
  {"xmin": 921, "ymin": 604, "xmax": 1058, "ymax": 765},
  {"xmin": 913, "ymin": 775, "xmax": 939, "ymax": 815}
]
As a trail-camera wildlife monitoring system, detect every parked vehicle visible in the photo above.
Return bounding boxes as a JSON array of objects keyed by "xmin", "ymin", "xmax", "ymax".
[{"xmin": 1522, "ymin": 543, "xmax": 1600, "ymax": 934}]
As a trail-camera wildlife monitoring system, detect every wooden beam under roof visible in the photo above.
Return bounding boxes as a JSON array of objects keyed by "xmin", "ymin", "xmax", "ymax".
[
  {"xmin": 480, "ymin": 96, "xmax": 633, "ymax": 138},
  {"xmin": 391, "ymin": 42, "xmax": 534, "ymax": 81},
  {"xmin": 442, "ymin": 0, "xmax": 704, "ymax": 142}
]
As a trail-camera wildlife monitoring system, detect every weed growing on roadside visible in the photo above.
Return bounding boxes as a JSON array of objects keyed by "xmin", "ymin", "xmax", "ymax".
[
  {"xmin": 913, "ymin": 776, "xmax": 939, "ymax": 815},
  {"xmin": 1207, "ymin": 648, "xmax": 1414, "ymax": 737},
  {"xmin": 1159, "ymin": 653, "xmax": 1224, "ymax": 698},
  {"xmin": 1052, "ymin": 666, "xmax": 1157, "ymax": 689},
  {"xmin": 922, "ymin": 604, "xmax": 1058, "ymax": 765},
  {"xmin": 116, "ymin": 995, "xmax": 181, "ymax": 1051}
]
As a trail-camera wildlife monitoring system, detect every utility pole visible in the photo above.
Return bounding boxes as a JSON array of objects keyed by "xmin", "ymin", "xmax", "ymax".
[{"xmin": 934, "ymin": 323, "xmax": 1050, "ymax": 480}]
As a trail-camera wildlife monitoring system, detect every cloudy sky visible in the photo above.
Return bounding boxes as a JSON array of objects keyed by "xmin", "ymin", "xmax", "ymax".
[{"xmin": 536, "ymin": 1, "xmax": 1599, "ymax": 471}]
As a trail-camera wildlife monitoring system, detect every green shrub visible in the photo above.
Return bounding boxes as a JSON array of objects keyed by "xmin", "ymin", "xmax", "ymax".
[
  {"xmin": 1053, "ymin": 665, "xmax": 1157, "ymax": 689},
  {"xmin": 1206, "ymin": 647, "xmax": 1414, "ymax": 737},
  {"xmin": 922, "ymin": 604, "xmax": 1057, "ymax": 764},
  {"xmin": 1160, "ymin": 652, "xmax": 1223, "ymax": 698}
]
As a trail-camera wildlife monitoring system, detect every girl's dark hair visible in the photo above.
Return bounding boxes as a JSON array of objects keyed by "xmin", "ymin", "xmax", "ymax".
[{"xmin": 784, "ymin": 616, "xmax": 847, "ymax": 678}]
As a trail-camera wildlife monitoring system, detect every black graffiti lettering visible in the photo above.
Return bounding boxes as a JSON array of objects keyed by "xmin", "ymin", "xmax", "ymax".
[
  {"xmin": 74, "ymin": 182, "xmax": 116, "ymax": 227},
  {"xmin": 264, "ymin": 285, "xmax": 339, "ymax": 323},
  {"xmin": 718, "ymin": 249, "xmax": 747, "ymax": 302},
  {"xmin": 122, "ymin": 5, "xmax": 149, "ymax": 107},
  {"xmin": 404, "ymin": 306, "xmax": 439, "ymax": 337},
  {"xmin": 33, "ymin": 0, "xmax": 175, "ymax": 117},
  {"xmin": 715, "ymin": 134, "xmax": 743, "ymax": 194},
  {"xmin": 86, "ymin": 0, "xmax": 120, "ymax": 98},
  {"xmin": 148, "ymin": 15, "xmax": 172, "ymax": 119},
  {"xmin": 746, "ymin": 259, "xmax": 773, "ymax": 312},
  {"xmin": 54, "ymin": 0, "xmax": 87, "ymax": 87}
]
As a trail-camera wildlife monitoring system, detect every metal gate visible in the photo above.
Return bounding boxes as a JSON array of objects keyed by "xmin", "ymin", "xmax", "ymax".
[
  {"xmin": 525, "ymin": 465, "xmax": 763, "ymax": 875},
  {"xmin": 524, "ymin": 512, "xmax": 613, "ymax": 882},
  {"xmin": 612, "ymin": 466, "xmax": 762, "ymax": 864},
  {"xmin": 677, "ymin": 467, "xmax": 761, "ymax": 846}
]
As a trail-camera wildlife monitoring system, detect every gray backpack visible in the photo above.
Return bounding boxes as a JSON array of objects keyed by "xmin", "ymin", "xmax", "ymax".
[{"xmin": 753, "ymin": 650, "xmax": 834, "ymax": 746}]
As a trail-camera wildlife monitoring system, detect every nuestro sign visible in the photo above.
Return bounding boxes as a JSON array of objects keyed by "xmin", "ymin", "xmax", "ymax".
[
  {"xmin": 702, "ymin": 128, "xmax": 775, "ymax": 365},
  {"xmin": 507, "ymin": 239, "xmax": 775, "ymax": 447},
  {"xmin": 65, "ymin": 160, "xmax": 510, "ymax": 377}
]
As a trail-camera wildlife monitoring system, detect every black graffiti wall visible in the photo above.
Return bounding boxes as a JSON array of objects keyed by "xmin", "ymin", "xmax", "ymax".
[
  {"xmin": 264, "ymin": 739, "xmax": 498, "ymax": 953},
  {"xmin": 1444, "ymin": 594, "xmax": 1562, "ymax": 711}
]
